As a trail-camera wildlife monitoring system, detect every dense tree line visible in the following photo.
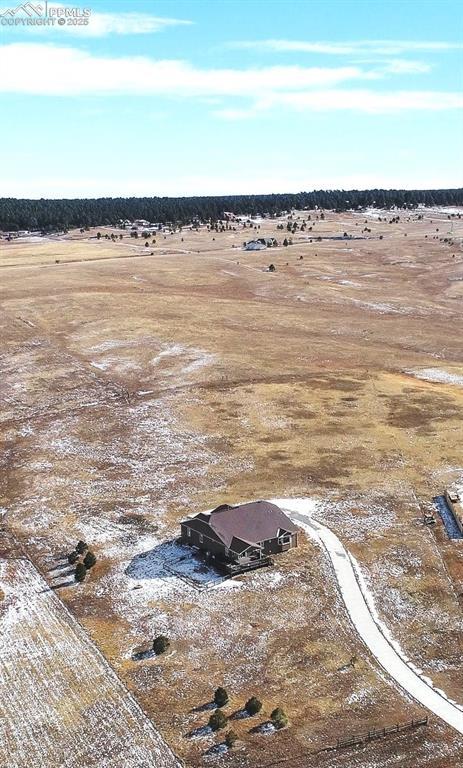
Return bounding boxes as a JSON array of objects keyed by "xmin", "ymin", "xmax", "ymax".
[{"xmin": 1, "ymin": 188, "xmax": 462, "ymax": 232}]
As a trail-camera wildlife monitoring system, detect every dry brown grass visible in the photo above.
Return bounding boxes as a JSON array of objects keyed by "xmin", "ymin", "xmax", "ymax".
[{"xmin": 1, "ymin": 209, "xmax": 463, "ymax": 766}]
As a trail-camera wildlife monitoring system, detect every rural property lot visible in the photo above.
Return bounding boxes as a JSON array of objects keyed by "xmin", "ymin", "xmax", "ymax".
[
  {"xmin": 1, "ymin": 208, "xmax": 463, "ymax": 767},
  {"xmin": 0, "ymin": 535, "xmax": 180, "ymax": 768}
]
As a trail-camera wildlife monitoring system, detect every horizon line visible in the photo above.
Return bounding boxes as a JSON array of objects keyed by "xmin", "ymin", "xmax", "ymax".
[{"xmin": 1, "ymin": 186, "xmax": 463, "ymax": 202}]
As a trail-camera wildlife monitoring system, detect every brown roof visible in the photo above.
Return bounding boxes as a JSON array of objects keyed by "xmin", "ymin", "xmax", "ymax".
[{"xmin": 184, "ymin": 500, "xmax": 298, "ymax": 550}]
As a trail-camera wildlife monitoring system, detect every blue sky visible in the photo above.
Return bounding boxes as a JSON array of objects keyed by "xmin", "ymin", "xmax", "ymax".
[{"xmin": 0, "ymin": 0, "xmax": 462, "ymax": 198}]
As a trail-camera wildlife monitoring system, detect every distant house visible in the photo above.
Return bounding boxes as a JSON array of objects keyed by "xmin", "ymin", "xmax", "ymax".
[
  {"xmin": 244, "ymin": 237, "xmax": 277, "ymax": 251},
  {"xmin": 244, "ymin": 240, "xmax": 267, "ymax": 251},
  {"xmin": 180, "ymin": 500, "xmax": 299, "ymax": 572}
]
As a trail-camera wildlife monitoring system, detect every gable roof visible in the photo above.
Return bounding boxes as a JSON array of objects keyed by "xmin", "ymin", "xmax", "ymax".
[{"xmin": 183, "ymin": 500, "xmax": 298, "ymax": 550}]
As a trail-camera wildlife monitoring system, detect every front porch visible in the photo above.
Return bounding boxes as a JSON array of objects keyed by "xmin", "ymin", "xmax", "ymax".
[{"xmin": 219, "ymin": 555, "xmax": 274, "ymax": 577}]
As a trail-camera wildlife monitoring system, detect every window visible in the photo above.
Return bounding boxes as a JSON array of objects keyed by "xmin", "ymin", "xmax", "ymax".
[
  {"xmin": 199, "ymin": 533, "xmax": 204, "ymax": 544},
  {"xmin": 187, "ymin": 528, "xmax": 191, "ymax": 538}
]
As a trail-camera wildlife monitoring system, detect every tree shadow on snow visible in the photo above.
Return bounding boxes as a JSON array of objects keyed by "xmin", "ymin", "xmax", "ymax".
[
  {"xmin": 186, "ymin": 724, "xmax": 213, "ymax": 740},
  {"xmin": 131, "ymin": 646, "xmax": 156, "ymax": 661},
  {"xmin": 40, "ymin": 579, "xmax": 75, "ymax": 592},
  {"xmin": 49, "ymin": 561, "xmax": 73, "ymax": 572},
  {"xmin": 51, "ymin": 579, "xmax": 76, "ymax": 589},
  {"xmin": 230, "ymin": 708, "xmax": 251, "ymax": 720}
]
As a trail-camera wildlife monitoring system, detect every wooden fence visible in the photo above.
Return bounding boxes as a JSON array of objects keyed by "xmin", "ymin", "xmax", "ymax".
[{"xmin": 336, "ymin": 716, "xmax": 428, "ymax": 749}]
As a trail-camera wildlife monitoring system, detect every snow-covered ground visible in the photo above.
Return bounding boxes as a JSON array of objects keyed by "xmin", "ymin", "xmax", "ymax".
[
  {"xmin": 272, "ymin": 498, "xmax": 463, "ymax": 736},
  {"xmin": 0, "ymin": 558, "xmax": 181, "ymax": 768},
  {"xmin": 405, "ymin": 368, "xmax": 463, "ymax": 387}
]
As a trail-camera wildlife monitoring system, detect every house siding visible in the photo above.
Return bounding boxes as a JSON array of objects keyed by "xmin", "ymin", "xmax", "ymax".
[
  {"xmin": 180, "ymin": 523, "xmax": 228, "ymax": 560},
  {"xmin": 261, "ymin": 531, "xmax": 298, "ymax": 555}
]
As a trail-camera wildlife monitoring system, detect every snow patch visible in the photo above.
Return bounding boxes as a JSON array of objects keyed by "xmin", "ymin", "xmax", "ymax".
[{"xmin": 405, "ymin": 368, "xmax": 463, "ymax": 387}]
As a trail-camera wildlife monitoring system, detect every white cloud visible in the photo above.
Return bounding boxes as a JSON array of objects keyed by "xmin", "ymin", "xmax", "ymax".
[
  {"xmin": 380, "ymin": 59, "xmax": 432, "ymax": 74},
  {"xmin": 0, "ymin": 5, "xmax": 192, "ymax": 36},
  {"xmin": 62, "ymin": 11, "xmax": 192, "ymax": 37},
  {"xmin": 274, "ymin": 89, "xmax": 463, "ymax": 113},
  {"xmin": 216, "ymin": 89, "xmax": 463, "ymax": 118},
  {"xmin": 229, "ymin": 39, "xmax": 462, "ymax": 55},
  {"xmin": 0, "ymin": 44, "xmax": 376, "ymax": 95},
  {"xmin": 0, "ymin": 43, "xmax": 461, "ymax": 118}
]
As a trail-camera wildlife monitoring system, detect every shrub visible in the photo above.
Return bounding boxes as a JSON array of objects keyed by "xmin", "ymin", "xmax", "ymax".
[
  {"xmin": 208, "ymin": 710, "xmax": 227, "ymax": 731},
  {"xmin": 214, "ymin": 686, "xmax": 229, "ymax": 708},
  {"xmin": 225, "ymin": 729, "xmax": 238, "ymax": 748},
  {"xmin": 245, "ymin": 696, "xmax": 262, "ymax": 716},
  {"xmin": 76, "ymin": 540, "xmax": 88, "ymax": 554},
  {"xmin": 83, "ymin": 551, "xmax": 96, "ymax": 569},
  {"xmin": 75, "ymin": 562, "xmax": 87, "ymax": 582},
  {"xmin": 67, "ymin": 550, "xmax": 78, "ymax": 565},
  {"xmin": 152, "ymin": 635, "xmax": 170, "ymax": 655},
  {"xmin": 270, "ymin": 707, "xmax": 288, "ymax": 729}
]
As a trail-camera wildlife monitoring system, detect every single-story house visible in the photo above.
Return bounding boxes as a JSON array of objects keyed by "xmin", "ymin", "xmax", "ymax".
[
  {"xmin": 244, "ymin": 237, "xmax": 277, "ymax": 251},
  {"xmin": 180, "ymin": 500, "xmax": 299, "ymax": 569}
]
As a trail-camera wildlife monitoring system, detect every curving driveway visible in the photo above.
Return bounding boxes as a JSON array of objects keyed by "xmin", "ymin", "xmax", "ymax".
[{"xmin": 273, "ymin": 498, "xmax": 463, "ymax": 736}]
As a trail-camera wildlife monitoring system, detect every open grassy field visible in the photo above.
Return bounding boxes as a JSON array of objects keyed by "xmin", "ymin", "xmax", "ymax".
[
  {"xmin": 1, "ymin": 208, "xmax": 462, "ymax": 766},
  {"xmin": 0, "ymin": 529, "xmax": 180, "ymax": 768}
]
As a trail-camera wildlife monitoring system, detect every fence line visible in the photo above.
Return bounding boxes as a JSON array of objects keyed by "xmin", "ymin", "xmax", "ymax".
[{"xmin": 336, "ymin": 716, "xmax": 428, "ymax": 749}]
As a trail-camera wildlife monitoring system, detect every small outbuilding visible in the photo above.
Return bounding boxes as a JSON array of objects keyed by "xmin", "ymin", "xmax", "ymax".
[
  {"xmin": 445, "ymin": 489, "xmax": 463, "ymax": 534},
  {"xmin": 180, "ymin": 500, "xmax": 299, "ymax": 574}
]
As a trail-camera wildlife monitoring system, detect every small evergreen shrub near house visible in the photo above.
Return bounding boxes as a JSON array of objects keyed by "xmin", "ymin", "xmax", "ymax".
[
  {"xmin": 225, "ymin": 730, "xmax": 238, "ymax": 748},
  {"xmin": 67, "ymin": 550, "xmax": 78, "ymax": 565},
  {"xmin": 76, "ymin": 540, "xmax": 88, "ymax": 555},
  {"xmin": 83, "ymin": 551, "xmax": 97, "ymax": 569},
  {"xmin": 208, "ymin": 710, "xmax": 228, "ymax": 731},
  {"xmin": 152, "ymin": 635, "xmax": 170, "ymax": 655},
  {"xmin": 75, "ymin": 562, "xmax": 87, "ymax": 583},
  {"xmin": 270, "ymin": 707, "xmax": 288, "ymax": 729},
  {"xmin": 245, "ymin": 696, "xmax": 262, "ymax": 716},
  {"xmin": 214, "ymin": 687, "xmax": 229, "ymax": 708}
]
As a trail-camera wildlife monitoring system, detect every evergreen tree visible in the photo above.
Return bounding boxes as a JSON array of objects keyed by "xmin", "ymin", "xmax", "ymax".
[
  {"xmin": 225, "ymin": 730, "xmax": 238, "ymax": 748},
  {"xmin": 152, "ymin": 635, "xmax": 170, "ymax": 655},
  {"xmin": 214, "ymin": 687, "xmax": 229, "ymax": 707},
  {"xmin": 270, "ymin": 707, "xmax": 288, "ymax": 729},
  {"xmin": 209, "ymin": 710, "xmax": 228, "ymax": 731},
  {"xmin": 83, "ymin": 551, "xmax": 96, "ymax": 569},
  {"xmin": 1, "ymin": 188, "xmax": 461, "ymax": 232},
  {"xmin": 245, "ymin": 696, "xmax": 262, "ymax": 716},
  {"xmin": 75, "ymin": 563, "xmax": 87, "ymax": 582}
]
